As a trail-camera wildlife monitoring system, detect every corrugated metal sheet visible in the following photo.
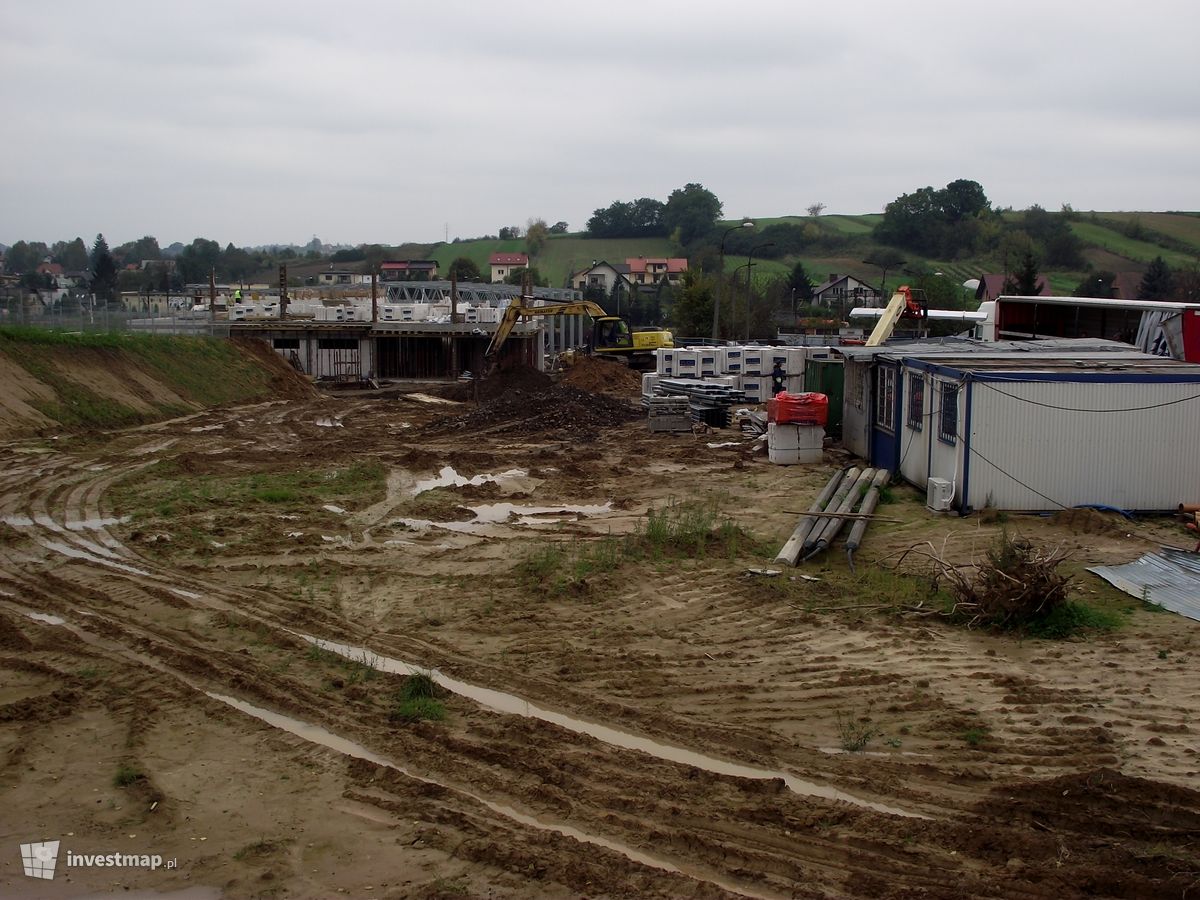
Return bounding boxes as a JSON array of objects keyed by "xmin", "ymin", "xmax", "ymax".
[{"xmin": 1089, "ymin": 550, "xmax": 1200, "ymax": 622}]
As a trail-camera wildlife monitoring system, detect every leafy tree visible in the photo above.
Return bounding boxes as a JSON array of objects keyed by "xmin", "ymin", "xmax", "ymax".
[
  {"xmin": 177, "ymin": 238, "xmax": 221, "ymax": 283},
  {"xmin": 220, "ymin": 243, "xmax": 255, "ymax": 282},
  {"xmin": 806, "ymin": 202, "xmax": 826, "ymax": 217},
  {"xmin": 670, "ymin": 270, "xmax": 716, "ymax": 337},
  {"xmin": 525, "ymin": 218, "xmax": 549, "ymax": 258},
  {"xmin": 1003, "ymin": 251, "xmax": 1041, "ymax": 296},
  {"xmin": 690, "ymin": 244, "xmax": 722, "ymax": 275},
  {"xmin": 585, "ymin": 198, "xmax": 665, "ymax": 238},
  {"xmin": 498, "ymin": 225, "xmax": 523, "ymax": 240},
  {"xmin": 502, "ymin": 266, "xmax": 548, "ymax": 288},
  {"xmin": 664, "ymin": 183, "xmax": 722, "ymax": 246},
  {"xmin": 549, "ymin": 221, "xmax": 569, "ymax": 235},
  {"xmin": 1138, "ymin": 255, "xmax": 1173, "ymax": 301},
  {"xmin": 89, "ymin": 234, "xmax": 118, "ymax": 303},
  {"xmin": 114, "ymin": 235, "xmax": 162, "ymax": 266},
  {"xmin": 1073, "ymin": 271, "xmax": 1116, "ymax": 298},
  {"xmin": 331, "ymin": 247, "xmax": 366, "ymax": 263},
  {"xmin": 55, "ymin": 237, "xmax": 90, "ymax": 271},
  {"xmin": 863, "ymin": 248, "xmax": 905, "ymax": 297},
  {"xmin": 4, "ymin": 240, "xmax": 48, "ymax": 274},
  {"xmin": 1173, "ymin": 264, "xmax": 1200, "ymax": 303},
  {"xmin": 447, "ymin": 256, "xmax": 482, "ymax": 281},
  {"xmin": 874, "ymin": 179, "xmax": 990, "ymax": 258},
  {"xmin": 788, "ymin": 261, "xmax": 814, "ymax": 301},
  {"xmin": 940, "ymin": 179, "xmax": 990, "ymax": 222},
  {"xmin": 1019, "ymin": 205, "xmax": 1084, "ymax": 268}
]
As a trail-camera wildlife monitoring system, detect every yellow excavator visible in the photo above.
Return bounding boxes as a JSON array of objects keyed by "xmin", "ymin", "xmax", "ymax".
[{"xmin": 483, "ymin": 296, "xmax": 673, "ymax": 372}]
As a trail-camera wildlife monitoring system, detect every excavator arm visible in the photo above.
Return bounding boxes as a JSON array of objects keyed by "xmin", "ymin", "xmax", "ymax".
[{"xmin": 483, "ymin": 297, "xmax": 609, "ymax": 360}]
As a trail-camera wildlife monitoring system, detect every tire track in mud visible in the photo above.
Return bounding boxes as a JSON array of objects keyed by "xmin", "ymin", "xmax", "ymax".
[
  {"xmin": 3, "ymin": 397, "xmax": 1198, "ymax": 898},
  {"xmin": 0, "ymin": 413, "xmax": 956, "ymax": 899}
]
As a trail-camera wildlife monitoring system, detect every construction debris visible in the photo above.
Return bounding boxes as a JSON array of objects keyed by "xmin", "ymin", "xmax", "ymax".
[
  {"xmin": 426, "ymin": 385, "xmax": 641, "ymax": 440},
  {"xmin": 775, "ymin": 467, "xmax": 891, "ymax": 567}
]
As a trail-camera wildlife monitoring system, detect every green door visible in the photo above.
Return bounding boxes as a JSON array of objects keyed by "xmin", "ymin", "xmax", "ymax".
[{"xmin": 804, "ymin": 357, "xmax": 844, "ymax": 439}]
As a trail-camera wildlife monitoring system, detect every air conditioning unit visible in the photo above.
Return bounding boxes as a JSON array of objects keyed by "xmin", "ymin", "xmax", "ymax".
[{"xmin": 926, "ymin": 477, "xmax": 954, "ymax": 512}]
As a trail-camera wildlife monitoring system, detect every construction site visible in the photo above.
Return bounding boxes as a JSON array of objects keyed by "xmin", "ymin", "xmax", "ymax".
[{"xmin": 1, "ymin": 304, "xmax": 1199, "ymax": 899}]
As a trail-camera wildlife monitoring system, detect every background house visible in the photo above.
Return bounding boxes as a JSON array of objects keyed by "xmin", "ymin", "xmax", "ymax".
[
  {"xmin": 812, "ymin": 274, "xmax": 880, "ymax": 309},
  {"xmin": 380, "ymin": 260, "xmax": 438, "ymax": 282},
  {"xmin": 489, "ymin": 252, "xmax": 528, "ymax": 283},
  {"xmin": 626, "ymin": 257, "xmax": 688, "ymax": 286},
  {"xmin": 571, "ymin": 260, "xmax": 631, "ymax": 295}
]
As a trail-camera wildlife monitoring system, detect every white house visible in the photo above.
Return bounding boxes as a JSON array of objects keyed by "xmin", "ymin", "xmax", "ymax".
[{"xmin": 489, "ymin": 252, "xmax": 528, "ymax": 283}]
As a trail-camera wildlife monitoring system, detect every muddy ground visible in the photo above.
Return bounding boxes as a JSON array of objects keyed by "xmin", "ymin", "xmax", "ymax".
[{"xmin": 1, "ymin": 374, "xmax": 1198, "ymax": 899}]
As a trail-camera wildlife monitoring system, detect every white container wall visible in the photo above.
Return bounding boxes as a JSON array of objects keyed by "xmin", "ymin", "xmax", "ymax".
[
  {"xmin": 963, "ymin": 377, "xmax": 1200, "ymax": 511},
  {"xmin": 698, "ymin": 349, "xmax": 720, "ymax": 377},
  {"xmin": 743, "ymin": 350, "xmax": 767, "ymax": 376}
]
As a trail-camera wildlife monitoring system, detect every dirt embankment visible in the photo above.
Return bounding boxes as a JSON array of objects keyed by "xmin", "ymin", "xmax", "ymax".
[{"xmin": 0, "ymin": 330, "xmax": 313, "ymax": 438}]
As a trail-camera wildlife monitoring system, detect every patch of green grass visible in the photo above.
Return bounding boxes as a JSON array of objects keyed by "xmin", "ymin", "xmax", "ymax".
[
  {"xmin": 836, "ymin": 706, "xmax": 881, "ymax": 752},
  {"xmin": 1025, "ymin": 600, "xmax": 1122, "ymax": 639},
  {"xmin": 113, "ymin": 764, "xmax": 143, "ymax": 787},
  {"xmin": 388, "ymin": 670, "xmax": 445, "ymax": 722},
  {"xmin": 961, "ymin": 726, "xmax": 990, "ymax": 747},
  {"xmin": 76, "ymin": 666, "xmax": 102, "ymax": 680},
  {"xmin": 111, "ymin": 459, "xmax": 386, "ymax": 520}
]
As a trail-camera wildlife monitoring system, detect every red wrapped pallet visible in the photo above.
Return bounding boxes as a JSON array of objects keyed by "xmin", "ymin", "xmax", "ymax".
[{"xmin": 768, "ymin": 391, "xmax": 828, "ymax": 426}]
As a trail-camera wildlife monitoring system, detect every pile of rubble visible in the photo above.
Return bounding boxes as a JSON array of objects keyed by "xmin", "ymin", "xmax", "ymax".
[{"xmin": 426, "ymin": 385, "xmax": 641, "ymax": 439}]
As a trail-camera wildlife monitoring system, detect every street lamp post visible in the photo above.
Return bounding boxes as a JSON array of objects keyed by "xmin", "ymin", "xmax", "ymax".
[
  {"xmin": 714, "ymin": 221, "xmax": 754, "ymax": 341},
  {"xmin": 745, "ymin": 241, "xmax": 775, "ymax": 341}
]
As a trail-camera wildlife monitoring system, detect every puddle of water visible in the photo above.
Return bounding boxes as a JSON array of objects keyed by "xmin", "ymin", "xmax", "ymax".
[
  {"xmin": 315, "ymin": 417, "xmax": 344, "ymax": 428},
  {"xmin": 41, "ymin": 540, "xmax": 151, "ymax": 577},
  {"xmin": 706, "ymin": 441, "xmax": 745, "ymax": 449},
  {"xmin": 819, "ymin": 747, "xmax": 931, "ymax": 758},
  {"xmin": 277, "ymin": 514, "xmax": 300, "ymax": 520},
  {"xmin": 405, "ymin": 393, "xmax": 459, "ymax": 405},
  {"xmin": 470, "ymin": 502, "xmax": 611, "ymax": 524},
  {"xmin": 189, "ymin": 424, "xmax": 225, "ymax": 432},
  {"xmin": 396, "ymin": 502, "xmax": 613, "ymax": 535},
  {"xmin": 323, "ymin": 504, "xmax": 347, "ymax": 515},
  {"xmin": 301, "ymin": 636, "xmax": 924, "ymax": 819},
  {"xmin": 65, "ymin": 516, "xmax": 131, "ymax": 530},
  {"xmin": 131, "ymin": 439, "xmax": 178, "ymax": 456},
  {"xmin": 206, "ymin": 692, "xmax": 765, "ymax": 898},
  {"xmin": 26, "ymin": 611, "xmax": 66, "ymax": 626},
  {"xmin": 1, "ymin": 515, "xmax": 34, "ymax": 527},
  {"xmin": 411, "ymin": 465, "xmax": 534, "ymax": 496},
  {"xmin": 170, "ymin": 588, "xmax": 202, "ymax": 600},
  {"xmin": 288, "ymin": 531, "xmax": 305, "ymax": 538}
]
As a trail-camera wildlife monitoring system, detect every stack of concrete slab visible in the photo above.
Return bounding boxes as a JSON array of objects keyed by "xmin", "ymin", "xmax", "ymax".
[
  {"xmin": 646, "ymin": 396, "xmax": 692, "ymax": 432},
  {"xmin": 653, "ymin": 345, "xmax": 820, "ymax": 399},
  {"xmin": 768, "ymin": 422, "xmax": 824, "ymax": 465}
]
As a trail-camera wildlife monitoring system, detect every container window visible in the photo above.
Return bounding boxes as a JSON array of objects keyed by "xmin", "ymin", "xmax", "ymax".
[
  {"xmin": 906, "ymin": 372, "xmax": 924, "ymax": 431},
  {"xmin": 938, "ymin": 382, "xmax": 959, "ymax": 444},
  {"xmin": 875, "ymin": 366, "xmax": 895, "ymax": 432}
]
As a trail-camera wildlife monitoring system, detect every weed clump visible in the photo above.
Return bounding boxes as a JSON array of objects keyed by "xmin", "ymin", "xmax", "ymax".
[
  {"xmin": 113, "ymin": 764, "xmax": 144, "ymax": 787},
  {"xmin": 389, "ymin": 670, "xmax": 445, "ymax": 723},
  {"xmin": 939, "ymin": 531, "xmax": 1089, "ymax": 634}
]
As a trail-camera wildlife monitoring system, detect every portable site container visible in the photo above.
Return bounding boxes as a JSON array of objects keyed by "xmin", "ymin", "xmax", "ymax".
[
  {"xmin": 804, "ymin": 356, "xmax": 844, "ymax": 439},
  {"xmin": 839, "ymin": 338, "xmax": 1200, "ymax": 512}
]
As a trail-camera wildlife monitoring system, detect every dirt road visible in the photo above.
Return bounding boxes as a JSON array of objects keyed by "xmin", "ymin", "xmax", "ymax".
[{"xmin": 1, "ymin": 386, "xmax": 1197, "ymax": 898}]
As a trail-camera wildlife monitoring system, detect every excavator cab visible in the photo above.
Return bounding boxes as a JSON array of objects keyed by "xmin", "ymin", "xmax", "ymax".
[{"xmin": 592, "ymin": 316, "xmax": 634, "ymax": 350}]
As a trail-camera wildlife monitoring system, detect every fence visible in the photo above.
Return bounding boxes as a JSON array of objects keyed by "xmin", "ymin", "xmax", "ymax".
[{"xmin": 0, "ymin": 299, "xmax": 230, "ymax": 338}]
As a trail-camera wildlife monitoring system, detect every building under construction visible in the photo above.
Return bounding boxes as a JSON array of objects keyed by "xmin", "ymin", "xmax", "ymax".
[{"xmin": 227, "ymin": 282, "xmax": 588, "ymax": 381}]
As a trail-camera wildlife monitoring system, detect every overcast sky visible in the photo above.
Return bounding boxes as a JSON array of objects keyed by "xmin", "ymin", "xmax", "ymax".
[{"xmin": 2, "ymin": 0, "xmax": 1197, "ymax": 249}]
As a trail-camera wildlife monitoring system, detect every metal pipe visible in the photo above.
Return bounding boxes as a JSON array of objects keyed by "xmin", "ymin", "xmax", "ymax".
[
  {"xmin": 803, "ymin": 467, "xmax": 875, "ymax": 561},
  {"xmin": 845, "ymin": 469, "xmax": 891, "ymax": 573},
  {"xmin": 775, "ymin": 469, "xmax": 846, "ymax": 566}
]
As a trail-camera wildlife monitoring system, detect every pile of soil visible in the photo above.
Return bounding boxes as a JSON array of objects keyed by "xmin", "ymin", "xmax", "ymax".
[
  {"xmin": 560, "ymin": 356, "xmax": 643, "ymax": 397},
  {"xmin": 425, "ymin": 385, "xmax": 641, "ymax": 439},
  {"xmin": 1050, "ymin": 507, "xmax": 1127, "ymax": 535},
  {"xmin": 438, "ymin": 364, "xmax": 552, "ymax": 402}
]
